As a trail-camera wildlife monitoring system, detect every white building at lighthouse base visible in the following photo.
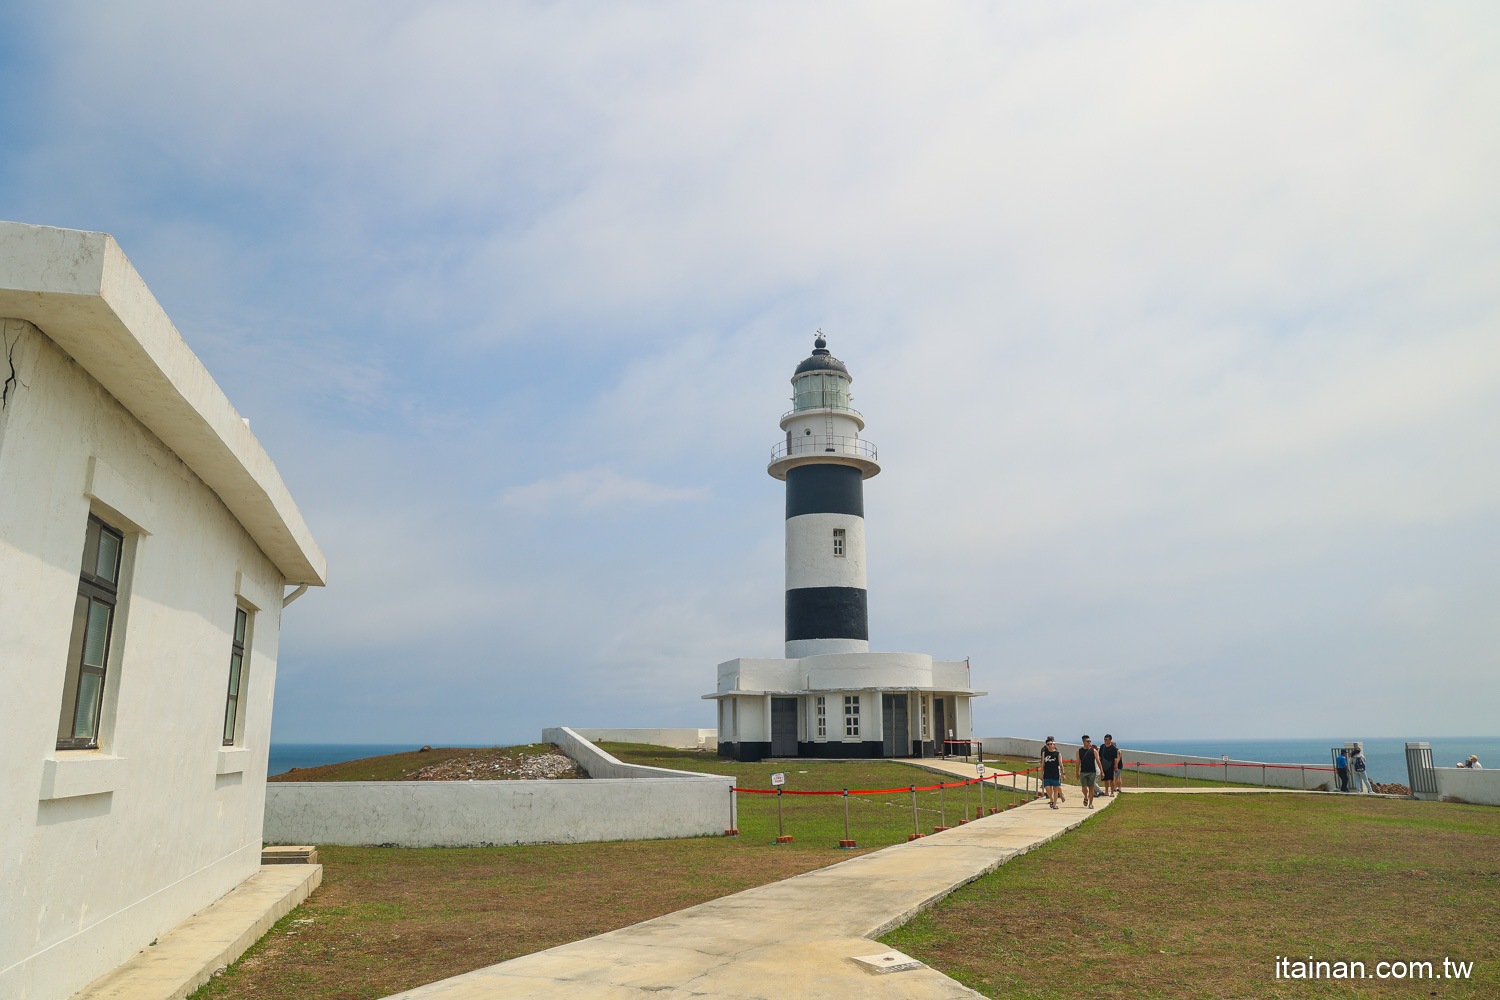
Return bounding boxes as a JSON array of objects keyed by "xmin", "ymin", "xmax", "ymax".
[{"xmin": 706, "ymin": 652, "xmax": 986, "ymax": 761}]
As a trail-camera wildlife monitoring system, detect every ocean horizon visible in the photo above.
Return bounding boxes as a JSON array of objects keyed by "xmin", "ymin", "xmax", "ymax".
[{"xmin": 269, "ymin": 735, "xmax": 1499, "ymax": 784}]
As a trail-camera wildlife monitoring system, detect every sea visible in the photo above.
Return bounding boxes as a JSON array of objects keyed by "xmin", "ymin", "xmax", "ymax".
[{"xmin": 270, "ymin": 737, "xmax": 1499, "ymax": 784}]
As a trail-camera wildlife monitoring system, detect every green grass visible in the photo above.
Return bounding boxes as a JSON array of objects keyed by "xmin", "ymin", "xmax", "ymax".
[
  {"xmin": 601, "ymin": 743, "xmax": 1030, "ymax": 847},
  {"xmin": 881, "ymin": 794, "xmax": 1500, "ymax": 998}
]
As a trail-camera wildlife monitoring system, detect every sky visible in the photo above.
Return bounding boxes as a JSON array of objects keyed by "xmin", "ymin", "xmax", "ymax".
[{"xmin": 3, "ymin": 2, "xmax": 1498, "ymax": 744}]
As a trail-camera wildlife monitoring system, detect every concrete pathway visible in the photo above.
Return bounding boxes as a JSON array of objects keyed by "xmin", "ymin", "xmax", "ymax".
[
  {"xmin": 385, "ymin": 791, "xmax": 1109, "ymax": 1000},
  {"xmin": 72, "ymin": 864, "xmax": 321, "ymax": 1000}
]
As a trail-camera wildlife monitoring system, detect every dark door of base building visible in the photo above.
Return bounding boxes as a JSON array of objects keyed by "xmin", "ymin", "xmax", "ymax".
[
  {"xmin": 881, "ymin": 693, "xmax": 909, "ymax": 758},
  {"xmin": 934, "ymin": 698, "xmax": 947, "ymax": 753},
  {"xmin": 771, "ymin": 698, "xmax": 799, "ymax": 757}
]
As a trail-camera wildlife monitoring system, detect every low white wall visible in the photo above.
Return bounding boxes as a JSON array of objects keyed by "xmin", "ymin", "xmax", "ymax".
[
  {"xmin": 1434, "ymin": 767, "xmax": 1500, "ymax": 806},
  {"xmin": 264, "ymin": 774, "xmax": 734, "ymax": 847},
  {"xmin": 980, "ymin": 737, "xmax": 1334, "ymax": 791},
  {"xmin": 566, "ymin": 728, "xmax": 717, "ymax": 751},
  {"xmin": 263, "ymin": 728, "xmax": 735, "ymax": 847}
]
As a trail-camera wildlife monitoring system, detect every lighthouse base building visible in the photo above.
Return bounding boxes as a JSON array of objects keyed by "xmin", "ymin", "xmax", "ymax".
[
  {"xmin": 709, "ymin": 653, "xmax": 983, "ymax": 761},
  {"xmin": 706, "ymin": 335, "xmax": 984, "ymax": 762}
]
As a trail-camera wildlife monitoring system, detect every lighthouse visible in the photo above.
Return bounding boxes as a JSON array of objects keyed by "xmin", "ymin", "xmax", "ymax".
[
  {"xmin": 707, "ymin": 334, "xmax": 985, "ymax": 762},
  {"xmin": 771, "ymin": 333, "xmax": 880, "ymax": 658}
]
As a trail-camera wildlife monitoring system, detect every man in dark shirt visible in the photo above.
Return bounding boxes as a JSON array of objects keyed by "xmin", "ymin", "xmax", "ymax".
[
  {"xmin": 1336, "ymin": 751, "xmax": 1349, "ymax": 792},
  {"xmin": 1099, "ymin": 734, "xmax": 1122, "ymax": 797},
  {"xmin": 1078, "ymin": 735, "xmax": 1101, "ymax": 809},
  {"xmin": 1041, "ymin": 737, "xmax": 1063, "ymax": 809}
]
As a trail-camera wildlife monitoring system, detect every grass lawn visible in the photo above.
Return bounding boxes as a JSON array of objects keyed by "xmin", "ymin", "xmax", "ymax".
[
  {"xmin": 602, "ymin": 742, "xmax": 1032, "ymax": 846},
  {"xmin": 191, "ymin": 838, "xmax": 847, "ymax": 1000},
  {"xmin": 193, "ymin": 748, "xmax": 977, "ymax": 999},
  {"xmin": 882, "ymin": 794, "xmax": 1500, "ymax": 998}
]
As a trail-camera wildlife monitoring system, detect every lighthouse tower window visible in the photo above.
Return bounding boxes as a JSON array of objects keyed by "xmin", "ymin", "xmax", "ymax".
[
  {"xmin": 843, "ymin": 695, "xmax": 860, "ymax": 738},
  {"xmin": 833, "ymin": 528, "xmax": 845, "ymax": 557},
  {"xmin": 815, "ymin": 696, "xmax": 826, "ymax": 738}
]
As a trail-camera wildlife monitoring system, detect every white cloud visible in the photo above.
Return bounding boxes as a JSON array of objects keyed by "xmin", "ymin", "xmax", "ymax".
[
  {"xmin": 8, "ymin": 1, "xmax": 1500, "ymax": 740},
  {"xmin": 499, "ymin": 468, "xmax": 709, "ymax": 513}
]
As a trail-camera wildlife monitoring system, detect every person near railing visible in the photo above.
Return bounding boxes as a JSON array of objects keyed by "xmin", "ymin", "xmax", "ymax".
[
  {"xmin": 1041, "ymin": 737, "xmax": 1063, "ymax": 809},
  {"xmin": 1352, "ymin": 749, "xmax": 1374, "ymax": 794},
  {"xmin": 1099, "ymin": 734, "xmax": 1121, "ymax": 797},
  {"xmin": 1335, "ymin": 750, "xmax": 1350, "ymax": 792}
]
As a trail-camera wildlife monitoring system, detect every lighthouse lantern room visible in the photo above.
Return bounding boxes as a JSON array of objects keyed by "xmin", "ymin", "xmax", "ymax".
[{"xmin": 708, "ymin": 334, "xmax": 985, "ymax": 761}]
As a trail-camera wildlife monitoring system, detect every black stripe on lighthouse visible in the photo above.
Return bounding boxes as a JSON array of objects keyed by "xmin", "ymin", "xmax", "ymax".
[
  {"xmin": 784, "ymin": 464, "xmax": 867, "ymax": 642},
  {"xmin": 786, "ymin": 587, "xmax": 869, "ymax": 641},
  {"xmin": 785, "ymin": 464, "xmax": 863, "ymax": 518}
]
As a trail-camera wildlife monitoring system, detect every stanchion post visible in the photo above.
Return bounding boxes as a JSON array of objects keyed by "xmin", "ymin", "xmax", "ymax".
[
  {"xmin": 1184, "ymin": 762, "xmax": 1189, "ymax": 786},
  {"xmin": 839, "ymin": 789, "xmax": 856, "ymax": 848},
  {"xmin": 938, "ymin": 782, "xmax": 946, "ymax": 830},
  {"xmin": 777, "ymin": 787, "xmax": 783, "ymax": 839},
  {"xmin": 910, "ymin": 785, "xmax": 921, "ymax": 839},
  {"xmin": 1300, "ymin": 765, "xmax": 1305, "ymax": 789},
  {"xmin": 1262, "ymin": 763, "xmax": 1266, "ymax": 788},
  {"xmin": 978, "ymin": 773, "xmax": 984, "ymax": 817}
]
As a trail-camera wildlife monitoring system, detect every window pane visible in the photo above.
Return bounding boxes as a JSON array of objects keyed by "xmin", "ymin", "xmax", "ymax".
[
  {"xmin": 72, "ymin": 671, "xmax": 103, "ymax": 740},
  {"xmin": 95, "ymin": 529, "xmax": 121, "ymax": 583},
  {"xmin": 223, "ymin": 696, "xmax": 238, "ymax": 744},
  {"xmin": 81, "ymin": 519, "xmax": 100, "ymax": 575},
  {"xmin": 57, "ymin": 595, "xmax": 90, "ymax": 743},
  {"xmin": 234, "ymin": 608, "xmax": 247, "ymax": 644},
  {"xmin": 82, "ymin": 601, "xmax": 112, "ymax": 667},
  {"xmin": 227, "ymin": 653, "xmax": 243, "ymax": 697}
]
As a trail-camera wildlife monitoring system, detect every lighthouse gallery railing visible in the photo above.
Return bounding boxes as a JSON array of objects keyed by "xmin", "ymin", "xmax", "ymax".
[{"xmin": 770, "ymin": 436, "xmax": 879, "ymax": 462}]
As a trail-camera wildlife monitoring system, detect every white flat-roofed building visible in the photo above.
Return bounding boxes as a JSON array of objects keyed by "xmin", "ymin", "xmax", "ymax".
[{"xmin": 0, "ymin": 222, "xmax": 326, "ymax": 999}]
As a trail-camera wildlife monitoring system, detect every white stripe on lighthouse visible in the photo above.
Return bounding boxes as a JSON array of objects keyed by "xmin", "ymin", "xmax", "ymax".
[{"xmin": 785, "ymin": 513, "xmax": 866, "ymax": 591}]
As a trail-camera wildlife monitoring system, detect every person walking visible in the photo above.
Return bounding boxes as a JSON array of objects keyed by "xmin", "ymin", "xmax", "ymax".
[
  {"xmin": 1099, "ymin": 734, "xmax": 1122, "ymax": 796},
  {"xmin": 1335, "ymin": 749, "xmax": 1349, "ymax": 792},
  {"xmin": 1352, "ymin": 748, "xmax": 1373, "ymax": 793},
  {"xmin": 1078, "ymin": 735, "xmax": 1101, "ymax": 809},
  {"xmin": 1041, "ymin": 737, "xmax": 1063, "ymax": 809}
]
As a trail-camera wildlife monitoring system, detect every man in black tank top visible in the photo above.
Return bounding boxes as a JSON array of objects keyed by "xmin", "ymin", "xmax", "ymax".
[
  {"xmin": 1078, "ymin": 735, "xmax": 1100, "ymax": 808},
  {"xmin": 1099, "ymin": 735, "xmax": 1121, "ymax": 797},
  {"xmin": 1041, "ymin": 738, "xmax": 1063, "ymax": 809}
]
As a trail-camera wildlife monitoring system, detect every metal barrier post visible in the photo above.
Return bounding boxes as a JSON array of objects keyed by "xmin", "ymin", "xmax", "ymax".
[
  {"xmin": 776, "ymin": 788, "xmax": 785, "ymax": 842},
  {"xmin": 840, "ymin": 789, "xmax": 856, "ymax": 848},
  {"xmin": 1300, "ymin": 765, "xmax": 1305, "ymax": 789},
  {"xmin": 910, "ymin": 785, "xmax": 921, "ymax": 839},
  {"xmin": 978, "ymin": 774, "xmax": 985, "ymax": 816},
  {"xmin": 1184, "ymin": 762, "xmax": 1189, "ymax": 786},
  {"xmin": 1262, "ymin": 764, "xmax": 1266, "ymax": 788},
  {"xmin": 964, "ymin": 779, "xmax": 970, "ymax": 821},
  {"xmin": 938, "ymin": 782, "xmax": 946, "ymax": 829},
  {"xmin": 1224, "ymin": 761, "xmax": 1229, "ymax": 786},
  {"xmin": 727, "ymin": 786, "xmax": 738, "ymax": 836}
]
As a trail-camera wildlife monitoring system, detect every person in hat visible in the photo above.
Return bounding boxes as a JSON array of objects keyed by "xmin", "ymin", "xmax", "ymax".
[
  {"xmin": 1099, "ymin": 734, "xmax": 1122, "ymax": 796},
  {"xmin": 1459, "ymin": 755, "xmax": 1483, "ymax": 769},
  {"xmin": 1077, "ymin": 735, "xmax": 1101, "ymax": 809},
  {"xmin": 1041, "ymin": 737, "xmax": 1063, "ymax": 809}
]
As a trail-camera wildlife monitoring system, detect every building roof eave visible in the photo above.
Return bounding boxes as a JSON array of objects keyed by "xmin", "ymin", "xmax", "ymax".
[{"xmin": 0, "ymin": 222, "xmax": 326, "ymax": 585}]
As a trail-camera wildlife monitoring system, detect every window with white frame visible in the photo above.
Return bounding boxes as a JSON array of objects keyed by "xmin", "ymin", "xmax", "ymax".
[
  {"xmin": 222, "ymin": 607, "xmax": 251, "ymax": 745},
  {"xmin": 816, "ymin": 696, "xmax": 826, "ymax": 738},
  {"xmin": 832, "ymin": 528, "xmax": 845, "ymax": 557},
  {"xmin": 843, "ymin": 695, "xmax": 860, "ymax": 738},
  {"xmin": 920, "ymin": 695, "xmax": 929, "ymax": 739},
  {"xmin": 57, "ymin": 515, "xmax": 125, "ymax": 750}
]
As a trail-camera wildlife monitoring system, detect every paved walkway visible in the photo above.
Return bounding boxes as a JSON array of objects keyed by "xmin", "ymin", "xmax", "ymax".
[
  {"xmin": 72, "ymin": 864, "xmax": 321, "ymax": 1000},
  {"xmin": 387, "ymin": 791, "xmax": 1111, "ymax": 999}
]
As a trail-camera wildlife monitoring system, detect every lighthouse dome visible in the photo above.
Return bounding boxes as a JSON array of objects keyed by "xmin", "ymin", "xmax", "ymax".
[{"xmin": 793, "ymin": 335, "xmax": 850, "ymax": 379}]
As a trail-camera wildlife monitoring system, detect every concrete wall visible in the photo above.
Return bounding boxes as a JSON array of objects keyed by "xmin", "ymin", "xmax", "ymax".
[
  {"xmin": 1433, "ymin": 767, "xmax": 1500, "ymax": 806},
  {"xmin": 262, "ymin": 728, "xmax": 735, "ymax": 847},
  {"xmin": 980, "ymin": 737, "xmax": 1334, "ymax": 791},
  {"xmin": 567, "ymin": 728, "xmax": 718, "ymax": 751},
  {"xmin": 0, "ymin": 318, "xmax": 294, "ymax": 998},
  {"xmin": 263, "ymin": 776, "xmax": 736, "ymax": 848}
]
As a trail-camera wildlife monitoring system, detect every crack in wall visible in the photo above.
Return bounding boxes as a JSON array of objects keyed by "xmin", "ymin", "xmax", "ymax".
[{"xmin": 2, "ymin": 321, "xmax": 29, "ymax": 409}]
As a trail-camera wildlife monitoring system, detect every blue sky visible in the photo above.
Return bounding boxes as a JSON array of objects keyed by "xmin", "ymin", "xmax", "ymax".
[{"xmin": 4, "ymin": 2, "xmax": 1498, "ymax": 743}]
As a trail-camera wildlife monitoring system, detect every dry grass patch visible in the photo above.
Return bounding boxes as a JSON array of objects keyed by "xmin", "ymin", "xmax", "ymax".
[{"xmin": 882, "ymin": 794, "xmax": 1500, "ymax": 998}]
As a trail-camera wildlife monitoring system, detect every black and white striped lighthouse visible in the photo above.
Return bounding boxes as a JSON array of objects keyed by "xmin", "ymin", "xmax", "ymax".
[{"xmin": 768, "ymin": 334, "xmax": 881, "ymax": 658}]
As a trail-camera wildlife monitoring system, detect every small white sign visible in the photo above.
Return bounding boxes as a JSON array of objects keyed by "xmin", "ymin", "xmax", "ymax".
[
  {"xmin": 977, "ymin": 763, "xmax": 987, "ymax": 778},
  {"xmin": 770, "ymin": 772, "xmax": 786, "ymax": 786},
  {"xmin": 1222, "ymin": 755, "xmax": 1230, "ymax": 763}
]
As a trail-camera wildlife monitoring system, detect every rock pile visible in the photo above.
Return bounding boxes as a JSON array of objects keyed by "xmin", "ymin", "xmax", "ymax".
[{"xmin": 404, "ymin": 746, "xmax": 583, "ymax": 781}]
